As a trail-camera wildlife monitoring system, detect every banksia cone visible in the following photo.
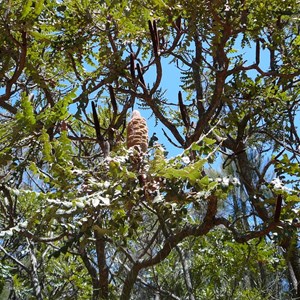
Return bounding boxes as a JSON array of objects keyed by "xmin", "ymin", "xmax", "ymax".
[{"xmin": 127, "ymin": 110, "xmax": 148, "ymax": 152}]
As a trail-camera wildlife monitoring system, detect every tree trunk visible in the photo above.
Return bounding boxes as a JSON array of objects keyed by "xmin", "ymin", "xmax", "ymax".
[
  {"xmin": 281, "ymin": 232, "xmax": 300, "ymax": 298},
  {"xmin": 28, "ymin": 241, "xmax": 43, "ymax": 300},
  {"xmin": 95, "ymin": 230, "xmax": 109, "ymax": 299},
  {"xmin": 175, "ymin": 246, "xmax": 195, "ymax": 300},
  {"xmin": 79, "ymin": 248, "xmax": 101, "ymax": 300},
  {"xmin": 284, "ymin": 242, "xmax": 300, "ymax": 298}
]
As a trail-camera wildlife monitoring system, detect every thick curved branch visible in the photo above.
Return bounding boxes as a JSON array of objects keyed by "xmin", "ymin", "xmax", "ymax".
[
  {"xmin": 214, "ymin": 217, "xmax": 282, "ymax": 243},
  {"xmin": 162, "ymin": 17, "xmax": 184, "ymax": 55},
  {"xmin": 118, "ymin": 87, "xmax": 185, "ymax": 147},
  {"xmin": 190, "ymin": 20, "xmax": 231, "ymax": 144},
  {"xmin": 120, "ymin": 195, "xmax": 218, "ymax": 299},
  {"xmin": 191, "ymin": 69, "xmax": 227, "ymax": 143}
]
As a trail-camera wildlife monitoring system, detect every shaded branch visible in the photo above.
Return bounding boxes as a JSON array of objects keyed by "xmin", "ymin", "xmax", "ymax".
[
  {"xmin": 79, "ymin": 247, "xmax": 101, "ymax": 299},
  {"xmin": 91, "ymin": 101, "xmax": 104, "ymax": 144},
  {"xmin": 174, "ymin": 245, "xmax": 195, "ymax": 300},
  {"xmin": 175, "ymin": 16, "xmax": 181, "ymax": 32},
  {"xmin": 214, "ymin": 217, "xmax": 282, "ymax": 243},
  {"xmin": 0, "ymin": 245, "xmax": 30, "ymax": 273}
]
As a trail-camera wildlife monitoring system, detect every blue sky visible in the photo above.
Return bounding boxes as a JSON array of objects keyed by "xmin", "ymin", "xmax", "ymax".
[
  {"xmin": 141, "ymin": 57, "xmax": 183, "ymax": 157},
  {"xmin": 0, "ymin": 33, "xmax": 271, "ymax": 161},
  {"xmin": 138, "ymin": 37, "xmax": 270, "ymax": 158}
]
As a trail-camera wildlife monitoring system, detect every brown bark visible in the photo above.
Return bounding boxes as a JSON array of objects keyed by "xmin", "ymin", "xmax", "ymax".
[
  {"xmin": 95, "ymin": 230, "xmax": 109, "ymax": 299},
  {"xmin": 120, "ymin": 195, "xmax": 218, "ymax": 299},
  {"xmin": 79, "ymin": 248, "xmax": 101, "ymax": 300},
  {"xmin": 281, "ymin": 236, "xmax": 300, "ymax": 297}
]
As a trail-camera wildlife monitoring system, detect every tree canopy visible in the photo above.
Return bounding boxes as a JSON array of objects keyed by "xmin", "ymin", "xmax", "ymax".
[{"xmin": 1, "ymin": 0, "xmax": 300, "ymax": 299}]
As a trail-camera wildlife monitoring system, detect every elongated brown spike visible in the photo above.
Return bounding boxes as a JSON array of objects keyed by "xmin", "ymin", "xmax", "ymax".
[
  {"xmin": 91, "ymin": 101, "xmax": 104, "ymax": 144},
  {"xmin": 274, "ymin": 194, "xmax": 282, "ymax": 222},
  {"xmin": 148, "ymin": 20, "xmax": 158, "ymax": 56},
  {"xmin": 153, "ymin": 20, "xmax": 159, "ymax": 54},
  {"xmin": 130, "ymin": 53, "xmax": 135, "ymax": 80},
  {"xmin": 108, "ymin": 85, "xmax": 117, "ymax": 115},
  {"xmin": 178, "ymin": 91, "xmax": 190, "ymax": 128},
  {"xmin": 256, "ymin": 40, "xmax": 260, "ymax": 65}
]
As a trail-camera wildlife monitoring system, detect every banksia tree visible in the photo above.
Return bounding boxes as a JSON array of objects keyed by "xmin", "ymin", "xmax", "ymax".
[
  {"xmin": 126, "ymin": 110, "xmax": 148, "ymax": 152},
  {"xmin": 2, "ymin": 1, "xmax": 300, "ymax": 299}
]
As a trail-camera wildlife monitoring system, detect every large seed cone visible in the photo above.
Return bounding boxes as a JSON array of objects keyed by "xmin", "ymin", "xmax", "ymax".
[{"xmin": 127, "ymin": 110, "xmax": 148, "ymax": 152}]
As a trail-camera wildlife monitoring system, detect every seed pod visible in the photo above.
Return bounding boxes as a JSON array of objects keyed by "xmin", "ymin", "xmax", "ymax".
[{"xmin": 127, "ymin": 110, "xmax": 148, "ymax": 152}]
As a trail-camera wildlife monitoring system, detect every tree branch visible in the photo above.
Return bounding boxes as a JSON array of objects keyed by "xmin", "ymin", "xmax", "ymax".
[
  {"xmin": 0, "ymin": 245, "xmax": 30, "ymax": 273},
  {"xmin": 120, "ymin": 195, "xmax": 218, "ymax": 299}
]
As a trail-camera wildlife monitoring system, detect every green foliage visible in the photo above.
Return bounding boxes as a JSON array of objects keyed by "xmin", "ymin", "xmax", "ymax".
[
  {"xmin": 1, "ymin": 0, "xmax": 300, "ymax": 299},
  {"xmin": 15, "ymin": 94, "xmax": 36, "ymax": 132},
  {"xmin": 152, "ymin": 229, "xmax": 285, "ymax": 300}
]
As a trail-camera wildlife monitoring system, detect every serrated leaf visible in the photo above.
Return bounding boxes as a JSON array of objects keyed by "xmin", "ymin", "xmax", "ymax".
[
  {"xmin": 286, "ymin": 195, "xmax": 299, "ymax": 202},
  {"xmin": 191, "ymin": 143, "xmax": 201, "ymax": 151},
  {"xmin": 199, "ymin": 176, "xmax": 210, "ymax": 185},
  {"xmin": 208, "ymin": 181, "xmax": 218, "ymax": 190},
  {"xmin": 34, "ymin": 0, "xmax": 44, "ymax": 15},
  {"xmin": 21, "ymin": 0, "xmax": 33, "ymax": 19},
  {"xmin": 203, "ymin": 136, "xmax": 216, "ymax": 145},
  {"xmin": 29, "ymin": 31, "xmax": 52, "ymax": 43}
]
